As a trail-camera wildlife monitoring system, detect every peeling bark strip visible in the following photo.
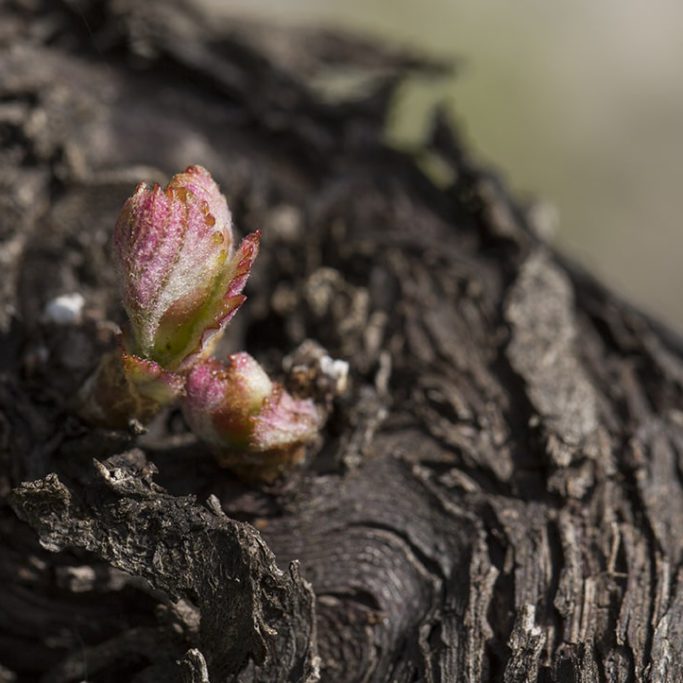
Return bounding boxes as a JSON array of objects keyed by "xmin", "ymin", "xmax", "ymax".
[
  {"xmin": 2, "ymin": 0, "xmax": 683, "ymax": 681},
  {"xmin": 505, "ymin": 251, "xmax": 600, "ymax": 468},
  {"xmin": 9, "ymin": 454, "xmax": 319, "ymax": 682}
]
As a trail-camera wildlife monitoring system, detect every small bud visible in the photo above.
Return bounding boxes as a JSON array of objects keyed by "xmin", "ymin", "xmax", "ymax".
[
  {"xmin": 113, "ymin": 165, "xmax": 260, "ymax": 370},
  {"xmin": 183, "ymin": 353, "xmax": 321, "ymax": 480},
  {"xmin": 78, "ymin": 346, "xmax": 184, "ymax": 428},
  {"xmin": 77, "ymin": 166, "xmax": 265, "ymax": 429}
]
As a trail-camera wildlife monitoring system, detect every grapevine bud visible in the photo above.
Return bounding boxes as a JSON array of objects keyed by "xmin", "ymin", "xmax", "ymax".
[
  {"xmin": 78, "ymin": 345, "xmax": 184, "ymax": 428},
  {"xmin": 113, "ymin": 165, "xmax": 260, "ymax": 370},
  {"xmin": 183, "ymin": 353, "xmax": 321, "ymax": 480},
  {"xmin": 78, "ymin": 165, "xmax": 259, "ymax": 428}
]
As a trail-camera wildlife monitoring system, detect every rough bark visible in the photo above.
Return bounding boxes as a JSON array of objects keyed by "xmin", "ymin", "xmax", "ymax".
[{"xmin": 2, "ymin": 1, "xmax": 683, "ymax": 681}]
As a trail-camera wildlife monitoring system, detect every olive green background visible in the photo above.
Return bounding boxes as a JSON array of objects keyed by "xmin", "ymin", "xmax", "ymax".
[{"xmin": 203, "ymin": 0, "xmax": 683, "ymax": 331}]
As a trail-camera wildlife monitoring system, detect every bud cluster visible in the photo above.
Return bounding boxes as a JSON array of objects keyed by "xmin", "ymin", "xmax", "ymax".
[{"xmin": 78, "ymin": 166, "xmax": 321, "ymax": 479}]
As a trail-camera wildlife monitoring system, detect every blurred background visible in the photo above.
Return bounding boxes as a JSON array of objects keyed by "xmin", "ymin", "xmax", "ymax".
[{"xmin": 202, "ymin": 0, "xmax": 683, "ymax": 332}]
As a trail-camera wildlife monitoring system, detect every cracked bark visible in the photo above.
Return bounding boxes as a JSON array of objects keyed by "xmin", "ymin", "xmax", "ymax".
[{"xmin": 2, "ymin": 1, "xmax": 683, "ymax": 681}]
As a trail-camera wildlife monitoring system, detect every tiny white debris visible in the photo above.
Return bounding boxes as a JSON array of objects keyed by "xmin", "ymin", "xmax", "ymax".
[
  {"xmin": 320, "ymin": 355, "xmax": 349, "ymax": 394},
  {"xmin": 44, "ymin": 293, "xmax": 85, "ymax": 325}
]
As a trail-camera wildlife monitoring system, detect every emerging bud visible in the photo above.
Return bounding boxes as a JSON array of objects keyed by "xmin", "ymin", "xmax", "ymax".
[
  {"xmin": 183, "ymin": 353, "xmax": 321, "ymax": 480},
  {"xmin": 113, "ymin": 165, "xmax": 260, "ymax": 370},
  {"xmin": 78, "ymin": 165, "xmax": 260, "ymax": 428},
  {"xmin": 78, "ymin": 345, "xmax": 185, "ymax": 428}
]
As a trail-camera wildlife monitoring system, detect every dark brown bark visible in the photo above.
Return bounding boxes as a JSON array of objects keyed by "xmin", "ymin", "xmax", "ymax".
[{"xmin": 2, "ymin": 1, "xmax": 683, "ymax": 681}]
